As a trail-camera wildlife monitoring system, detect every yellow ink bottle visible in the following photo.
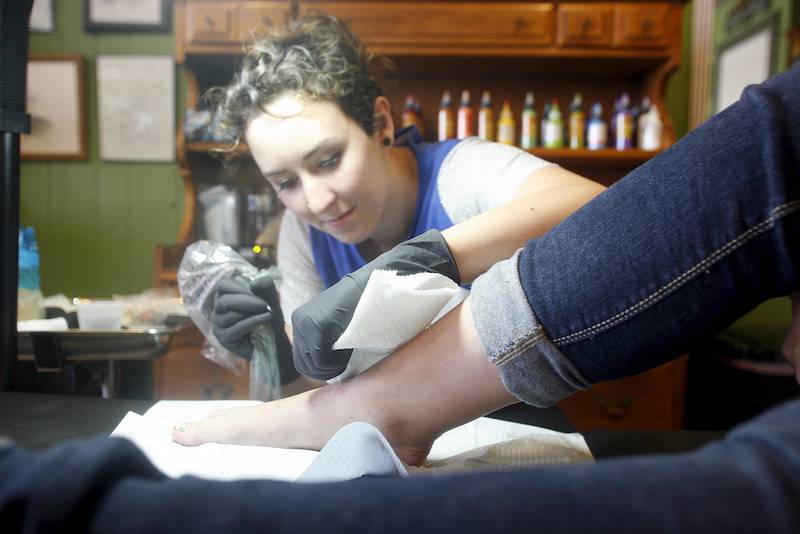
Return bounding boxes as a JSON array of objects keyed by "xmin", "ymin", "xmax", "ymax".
[
  {"xmin": 568, "ymin": 92, "xmax": 585, "ymax": 149},
  {"xmin": 496, "ymin": 100, "xmax": 516, "ymax": 145}
]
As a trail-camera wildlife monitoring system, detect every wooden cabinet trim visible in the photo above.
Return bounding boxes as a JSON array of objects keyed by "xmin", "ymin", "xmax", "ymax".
[
  {"xmin": 300, "ymin": 2, "xmax": 555, "ymax": 49},
  {"xmin": 239, "ymin": 2, "xmax": 294, "ymax": 42},
  {"xmin": 177, "ymin": 1, "xmax": 685, "ymax": 58},
  {"xmin": 557, "ymin": 3, "xmax": 615, "ymax": 47},
  {"xmin": 613, "ymin": 3, "xmax": 671, "ymax": 48},
  {"xmin": 186, "ymin": 1, "xmax": 240, "ymax": 45}
]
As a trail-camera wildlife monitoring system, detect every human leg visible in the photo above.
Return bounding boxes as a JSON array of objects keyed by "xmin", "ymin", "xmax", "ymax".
[
  {"xmin": 174, "ymin": 298, "xmax": 516, "ymax": 464},
  {"xmin": 519, "ymin": 64, "xmax": 800, "ymax": 384}
]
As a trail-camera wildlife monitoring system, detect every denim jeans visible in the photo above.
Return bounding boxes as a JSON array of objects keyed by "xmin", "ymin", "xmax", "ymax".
[
  {"xmin": 521, "ymin": 64, "xmax": 800, "ymax": 383},
  {"xmin": 3, "ymin": 399, "xmax": 800, "ymax": 533}
]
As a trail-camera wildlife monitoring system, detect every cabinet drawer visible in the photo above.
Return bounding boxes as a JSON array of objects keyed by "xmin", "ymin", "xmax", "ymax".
[
  {"xmin": 558, "ymin": 358, "xmax": 687, "ymax": 431},
  {"xmin": 186, "ymin": 1, "xmax": 239, "ymax": 44},
  {"xmin": 240, "ymin": 2, "xmax": 293, "ymax": 41},
  {"xmin": 557, "ymin": 3, "xmax": 614, "ymax": 47},
  {"xmin": 614, "ymin": 3, "xmax": 670, "ymax": 48},
  {"xmin": 300, "ymin": 2, "xmax": 555, "ymax": 50},
  {"xmin": 154, "ymin": 347, "xmax": 250, "ymax": 400}
]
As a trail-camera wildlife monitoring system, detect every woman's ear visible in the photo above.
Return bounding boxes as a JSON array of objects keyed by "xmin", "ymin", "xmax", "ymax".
[{"xmin": 372, "ymin": 96, "xmax": 395, "ymax": 141}]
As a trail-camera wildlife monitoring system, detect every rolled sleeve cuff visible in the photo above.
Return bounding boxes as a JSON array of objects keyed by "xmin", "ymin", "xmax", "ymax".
[{"xmin": 470, "ymin": 249, "xmax": 592, "ymax": 407}]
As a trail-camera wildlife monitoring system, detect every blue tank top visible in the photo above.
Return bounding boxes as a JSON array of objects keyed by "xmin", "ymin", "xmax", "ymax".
[{"xmin": 309, "ymin": 127, "xmax": 460, "ymax": 287}]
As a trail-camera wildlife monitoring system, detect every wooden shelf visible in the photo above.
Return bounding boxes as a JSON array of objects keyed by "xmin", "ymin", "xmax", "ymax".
[
  {"xmin": 187, "ymin": 141, "xmax": 660, "ymax": 166},
  {"xmin": 529, "ymin": 148, "xmax": 661, "ymax": 168}
]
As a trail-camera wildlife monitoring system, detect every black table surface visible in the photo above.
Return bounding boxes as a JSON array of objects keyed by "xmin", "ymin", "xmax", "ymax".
[{"xmin": 0, "ymin": 392, "xmax": 726, "ymax": 459}]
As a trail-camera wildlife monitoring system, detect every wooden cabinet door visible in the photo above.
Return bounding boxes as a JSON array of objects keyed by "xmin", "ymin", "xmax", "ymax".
[
  {"xmin": 153, "ymin": 325, "xmax": 250, "ymax": 400},
  {"xmin": 240, "ymin": 1, "xmax": 294, "ymax": 41},
  {"xmin": 614, "ymin": 3, "xmax": 671, "ymax": 49},
  {"xmin": 186, "ymin": 1, "xmax": 240, "ymax": 45},
  {"xmin": 557, "ymin": 3, "xmax": 614, "ymax": 47},
  {"xmin": 558, "ymin": 357, "xmax": 687, "ymax": 431},
  {"xmin": 299, "ymin": 1, "xmax": 555, "ymax": 52}
]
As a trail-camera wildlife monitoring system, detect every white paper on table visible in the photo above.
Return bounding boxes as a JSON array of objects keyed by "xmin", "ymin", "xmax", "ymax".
[{"xmin": 111, "ymin": 401, "xmax": 593, "ymax": 483}]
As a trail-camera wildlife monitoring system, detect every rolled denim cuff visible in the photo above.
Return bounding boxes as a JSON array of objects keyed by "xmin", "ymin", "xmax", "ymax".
[{"xmin": 470, "ymin": 250, "xmax": 592, "ymax": 407}]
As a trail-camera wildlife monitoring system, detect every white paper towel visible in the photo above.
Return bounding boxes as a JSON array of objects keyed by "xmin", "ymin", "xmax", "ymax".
[
  {"xmin": 329, "ymin": 270, "xmax": 469, "ymax": 382},
  {"xmin": 17, "ymin": 317, "xmax": 69, "ymax": 331}
]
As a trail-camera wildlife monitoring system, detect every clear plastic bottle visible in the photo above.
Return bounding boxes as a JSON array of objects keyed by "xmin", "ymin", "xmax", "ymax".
[
  {"xmin": 638, "ymin": 104, "xmax": 663, "ymax": 151},
  {"xmin": 632, "ymin": 96, "xmax": 651, "ymax": 148},
  {"xmin": 437, "ymin": 90, "xmax": 455, "ymax": 141},
  {"xmin": 541, "ymin": 100, "xmax": 552, "ymax": 147},
  {"xmin": 520, "ymin": 91, "xmax": 537, "ymax": 149},
  {"xmin": 615, "ymin": 92, "xmax": 633, "ymax": 150},
  {"xmin": 18, "ymin": 226, "xmax": 43, "ymax": 321},
  {"xmin": 543, "ymin": 99, "xmax": 564, "ymax": 148},
  {"xmin": 401, "ymin": 94, "xmax": 425, "ymax": 137},
  {"xmin": 477, "ymin": 90, "xmax": 495, "ymax": 141},
  {"xmin": 457, "ymin": 89, "xmax": 474, "ymax": 139},
  {"xmin": 587, "ymin": 102, "xmax": 607, "ymax": 150}
]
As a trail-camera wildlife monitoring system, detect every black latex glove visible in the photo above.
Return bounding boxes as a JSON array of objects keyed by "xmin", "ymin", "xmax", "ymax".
[
  {"xmin": 212, "ymin": 275, "xmax": 299, "ymax": 383},
  {"xmin": 291, "ymin": 229, "xmax": 460, "ymax": 380}
]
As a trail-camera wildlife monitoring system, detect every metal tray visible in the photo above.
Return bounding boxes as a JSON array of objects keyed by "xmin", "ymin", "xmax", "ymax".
[{"xmin": 17, "ymin": 327, "xmax": 175, "ymax": 371}]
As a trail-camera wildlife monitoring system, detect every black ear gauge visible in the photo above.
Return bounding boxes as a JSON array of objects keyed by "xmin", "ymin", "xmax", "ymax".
[{"xmin": 382, "ymin": 137, "xmax": 392, "ymax": 147}]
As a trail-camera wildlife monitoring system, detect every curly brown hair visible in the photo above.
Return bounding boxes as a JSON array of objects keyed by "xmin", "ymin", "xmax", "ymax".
[{"xmin": 208, "ymin": 14, "xmax": 393, "ymax": 152}]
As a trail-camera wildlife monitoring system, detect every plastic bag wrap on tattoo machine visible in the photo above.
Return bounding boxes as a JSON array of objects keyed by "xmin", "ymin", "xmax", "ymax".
[{"xmin": 177, "ymin": 240, "xmax": 282, "ymax": 401}]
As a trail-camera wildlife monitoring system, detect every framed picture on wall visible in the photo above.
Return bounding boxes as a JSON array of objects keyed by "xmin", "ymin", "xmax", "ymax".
[
  {"xmin": 21, "ymin": 55, "xmax": 87, "ymax": 160},
  {"xmin": 96, "ymin": 54, "xmax": 175, "ymax": 162},
  {"xmin": 30, "ymin": 0, "xmax": 55, "ymax": 33},
  {"xmin": 713, "ymin": 15, "xmax": 778, "ymax": 113},
  {"xmin": 85, "ymin": 0, "xmax": 172, "ymax": 33}
]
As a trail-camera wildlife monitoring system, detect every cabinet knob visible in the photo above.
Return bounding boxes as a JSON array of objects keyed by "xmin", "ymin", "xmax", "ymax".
[
  {"xmin": 595, "ymin": 394, "xmax": 632, "ymax": 419},
  {"xmin": 641, "ymin": 19, "xmax": 653, "ymax": 36},
  {"xmin": 581, "ymin": 18, "xmax": 592, "ymax": 35},
  {"xmin": 204, "ymin": 15, "xmax": 215, "ymax": 29},
  {"xmin": 514, "ymin": 18, "xmax": 525, "ymax": 33},
  {"xmin": 261, "ymin": 16, "xmax": 273, "ymax": 30}
]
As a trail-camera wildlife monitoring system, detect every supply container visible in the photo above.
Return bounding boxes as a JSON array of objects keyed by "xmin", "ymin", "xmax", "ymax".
[
  {"xmin": 75, "ymin": 300, "xmax": 125, "ymax": 330},
  {"xmin": 199, "ymin": 185, "xmax": 240, "ymax": 245}
]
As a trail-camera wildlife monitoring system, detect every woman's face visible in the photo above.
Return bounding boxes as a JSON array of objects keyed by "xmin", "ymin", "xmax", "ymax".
[{"xmin": 245, "ymin": 94, "xmax": 390, "ymax": 244}]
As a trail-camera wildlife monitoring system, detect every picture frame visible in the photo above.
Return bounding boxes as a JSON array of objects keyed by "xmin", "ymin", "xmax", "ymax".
[
  {"xmin": 21, "ymin": 55, "xmax": 87, "ymax": 160},
  {"xmin": 713, "ymin": 15, "xmax": 778, "ymax": 113},
  {"xmin": 30, "ymin": 0, "xmax": 55, "ymax": 33},
  {"xmin": 96, "ymin": 54, "xmax": 175, "ymax": 162},
  {"xmin": 85, "ymin": 0, "xmax": 172, "ymax": 33}
]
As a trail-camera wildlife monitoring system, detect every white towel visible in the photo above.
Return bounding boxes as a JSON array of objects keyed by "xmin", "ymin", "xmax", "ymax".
[
  {"xmin": 329, "ymin": 270, "xmax": 469, "ymax": 382},
  {"xmin": 17, "ymin": 317, "xmax": 69, "ymax": 331}
]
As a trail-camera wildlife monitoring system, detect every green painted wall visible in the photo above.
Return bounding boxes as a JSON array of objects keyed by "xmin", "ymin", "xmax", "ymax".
[
  {"xmin": 23, "ymin": 5, "xmax": 184, "ymax": 299},
  {"xmin": 665, "ymin": 2, "xmax": 693, "ymax": 140}
]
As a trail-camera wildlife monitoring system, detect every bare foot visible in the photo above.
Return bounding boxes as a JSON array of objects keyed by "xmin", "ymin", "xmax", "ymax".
[{"xmin": 171, "ymin": 380, "xmax": 437, "ymax": 466}]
